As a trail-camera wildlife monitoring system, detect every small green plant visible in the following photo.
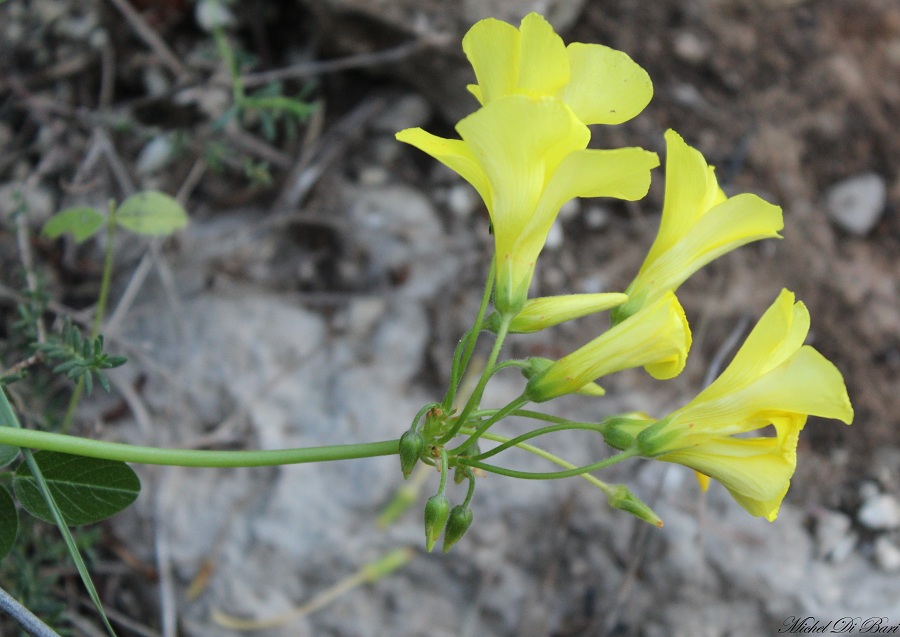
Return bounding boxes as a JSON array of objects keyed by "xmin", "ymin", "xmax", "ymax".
[{"xmin": 1, "ymin": 189, "xmax": 187, "ymax": 635}]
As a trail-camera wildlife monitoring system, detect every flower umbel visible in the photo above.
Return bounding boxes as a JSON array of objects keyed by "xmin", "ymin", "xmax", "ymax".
[
  {"xmin": 611, "ymin": 130, "xmax": 784, "ymax": 323},
  {"xmin": 623, "ymin": 289, "xmax": 853, "ymax": 521}
]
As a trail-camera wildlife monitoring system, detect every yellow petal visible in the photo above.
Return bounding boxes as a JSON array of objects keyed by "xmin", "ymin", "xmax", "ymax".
[
  {"xmin": 698, "ymin": 289, "xmax": 806, "ymax": 402},
  {"xmin": 506, "ymin": 148, "xmax": 658, "ymax": 297},
  {"xmin": 560, "ymin": 42, "xmax": 653, "ymax": 125},
  {"xmin": 462, "ymin": 18, "xmax": 521, "ymax": 104},
  {"xmin": 694, "ymin": 471, "xmax": 711, "ymax": 492},
  {"xmin": 644, "ymin": 129, "xmax": 716, "ymax": 265},
  {"xmin": 517, "ymin": 13, "xmax": 570, "ymax": 97},
  {"xmin": 624, "ymin": 192, "xmax": 783, "ymax": 315},
  {"xmin": 658, "ymin": 418, "xmax": 803, "ymax": 521},
  {"xmin": 395, "ymin": 128, "xmax": 491, "ymax": 207},
  {"xmin": 734, "ymin": 346, "xmax": 855, "ymax": 425}
]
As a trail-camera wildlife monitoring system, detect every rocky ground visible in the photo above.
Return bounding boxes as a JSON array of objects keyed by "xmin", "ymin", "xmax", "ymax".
[{"xmin": 1, "ymin": 0, "xmax": 900, "ymax": 635}]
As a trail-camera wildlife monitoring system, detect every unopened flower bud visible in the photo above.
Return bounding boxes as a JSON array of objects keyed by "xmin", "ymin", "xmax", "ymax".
[
  {"xmin": 423, "ymin": 493, "xmax": 451, "ymax": 552},
  {"xmin": 442, "ymin": 505, "xmax": 474, "ymax": 553},
  {"xmin": 606, "ymin": 484, "xmax": 663, "ymax": 527},
  {"xmin": 398, "ymin": 430, "xmax": 425, "ymax": 479}
]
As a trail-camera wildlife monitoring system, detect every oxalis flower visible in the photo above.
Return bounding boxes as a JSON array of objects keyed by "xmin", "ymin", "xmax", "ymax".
[
  {"xmin": 612, "ymin": 289, "xmax": 853, "ymax": 521},
  {"xmin": 525, "ymin": 291, "xmax": 691, "ymax": 402},
  {"xmin": 611, "ymin": 130, "xmax": 784, "ymax": 324},
  {"xmin": 397, "ymin": 95, "xmax": 657, "ymax": 315},
  {"xmin": 463, "ymin": 12, "xmax": 653, "ymax": 126}
]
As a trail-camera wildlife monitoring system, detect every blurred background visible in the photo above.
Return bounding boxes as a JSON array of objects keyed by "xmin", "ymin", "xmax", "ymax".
[{"xmin": 1, "ymin": 0, "xmax": 899, "ymax": 635}]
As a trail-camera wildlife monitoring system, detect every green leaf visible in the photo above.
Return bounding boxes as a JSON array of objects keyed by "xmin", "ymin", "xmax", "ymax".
[
  {"xmin": 115, "ymin": 191, "xmax": 188, "ymax": 236},
  {"xmin": 0, "ymin": 444, "xmax": 18, "ymax": 468},
  {"xmin": 21, "ymin": 450, "xmax": 119, "ymax": 636},
  {"xmin": 0, "ymin": 484, "xmax": 17, "ymax": 559},
  {"xmin": 13, "ymin": 451, "xmax": 141, "ymax": 525},
  {"xmin": 42, "ymin": 207, "xmax": 106, "ymax": 243}
]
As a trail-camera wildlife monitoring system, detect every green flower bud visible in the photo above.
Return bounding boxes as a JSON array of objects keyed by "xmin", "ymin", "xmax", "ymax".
[
  {"xmin": 398, "ymin": 430, "xmax": 425, "ymax": 479},
  {"xmin": 423, "ymin": 493, "xmax": 451, "ymax": 552},
  {"xmin": 442, "ymin": 505, "xmax": 474, "ymax": 553},
  {"xmin": 521, "ymin": 357, "xmax": 606, "ymax": 397},
  {"xmin": 606, "ymin": 484, "xmax": 663, "ymax": 528}
]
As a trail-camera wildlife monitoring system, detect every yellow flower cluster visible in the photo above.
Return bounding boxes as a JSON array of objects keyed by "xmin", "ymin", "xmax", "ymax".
[{"xmin": 398, "ymin": 13, "xmax": 852, "ymax": 521}]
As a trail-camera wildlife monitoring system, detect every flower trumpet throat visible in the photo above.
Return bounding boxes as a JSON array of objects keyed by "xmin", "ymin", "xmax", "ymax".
[
  {"xmin": 630, "ymin": 289, "xmax": 853, "ymax": 521},
  {"xmin": 525, "ymin": 291, "xmax": 691, "ymax": 402},
  {"xmin": 397, "ymin": 97, "xmax": 657, "ymax": 315}
]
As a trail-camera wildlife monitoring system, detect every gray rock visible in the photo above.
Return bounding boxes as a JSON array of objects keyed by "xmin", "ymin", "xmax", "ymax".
[{"xmin": 825, "ymin": 172, "xmax": 887, "ymax": 236}]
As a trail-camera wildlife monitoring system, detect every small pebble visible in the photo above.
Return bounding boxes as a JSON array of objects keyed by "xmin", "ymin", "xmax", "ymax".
[
  {"xmin": 446, "ymin": 184, "xmax": 478, "ymax": 218},
  {"xmin": 874, "ymin": 536, "xmax": 900, "ymax": 572},
  {"xmin": 136, "ymin": 135, "xmax": 175, "ymax": 175},
  {"xmin": 584, "ymin": 205, "xmax": 610, "ymax": 230},
  {"xmin": 673, "ymin": 31, "xmax": 709, "ymax": 65},
  {"xmin": 858, "ymin": 493, "xmax": 900, "ymax": 531},
  {"xmin": 825, "ymin": 172, "xmax": 887, "ymax": 236}
]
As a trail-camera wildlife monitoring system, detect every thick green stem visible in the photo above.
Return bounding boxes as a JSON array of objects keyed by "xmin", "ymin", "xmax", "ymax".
[{"xmin": 0, "ymin": 426, "xmax": 398, "ymax": 467}]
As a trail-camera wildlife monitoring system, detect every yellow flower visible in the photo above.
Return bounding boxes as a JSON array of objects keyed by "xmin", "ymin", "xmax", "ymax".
[
  {"xmin": 463, "ymin": 12, "xmax": 653, "ymax": 126},
  {"xmin": 397, "ymin": 96, "xmax": 658, "ymax": 315},
  {"xmin": 632, "ymin": 289, "xmax": 853, "ymax": 521},
  {"xmin": 611, "ymin": 130, "xmax": 784, "ymax": 323},
  {"xmin": 525, "ymin": 291, "xmax": 691, "ymax": 402},
  {"xmin": 484, "ymin": 292, "xmax": 628, "ymax": 334}
]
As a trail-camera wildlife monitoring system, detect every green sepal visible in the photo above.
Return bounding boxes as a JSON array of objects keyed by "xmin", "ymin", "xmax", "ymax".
[
  {"xmin": 442, "ymin": 505, "xmax": 473, "ymax": 553},
  {"xmin": 398, "ymin": 430, "xmax": 425, "ymax": 479},
  {"xmin": 423, "ymin": 493, "xmax": 451, "ymax": 552},
  {"xmin": 600, "ymin": 413, "xmax": 655, "ymax": 451}
]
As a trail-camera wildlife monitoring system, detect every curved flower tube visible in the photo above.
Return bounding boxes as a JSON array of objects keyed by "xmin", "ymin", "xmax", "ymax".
[
  {"xmin": 463, "ymin": 12, "xmax": 653, "ymax": 126},
  {"xmin": 484, "ymin": 292, "xmax": 628, "ymax": 334},
  {"xmin": 628, "ymin": 289, "xmax": 853, "ymax": 521},
  {"xmin": 397, "ymin": 95, "xmax": 658, "ymax": 315},
  {"xmin": 611, "ymin": 129, "xmax": 784, "ymax": 323},
  {"xmin": 525, "ymin": 291, "xmax": 691, "ymax": 402}
]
